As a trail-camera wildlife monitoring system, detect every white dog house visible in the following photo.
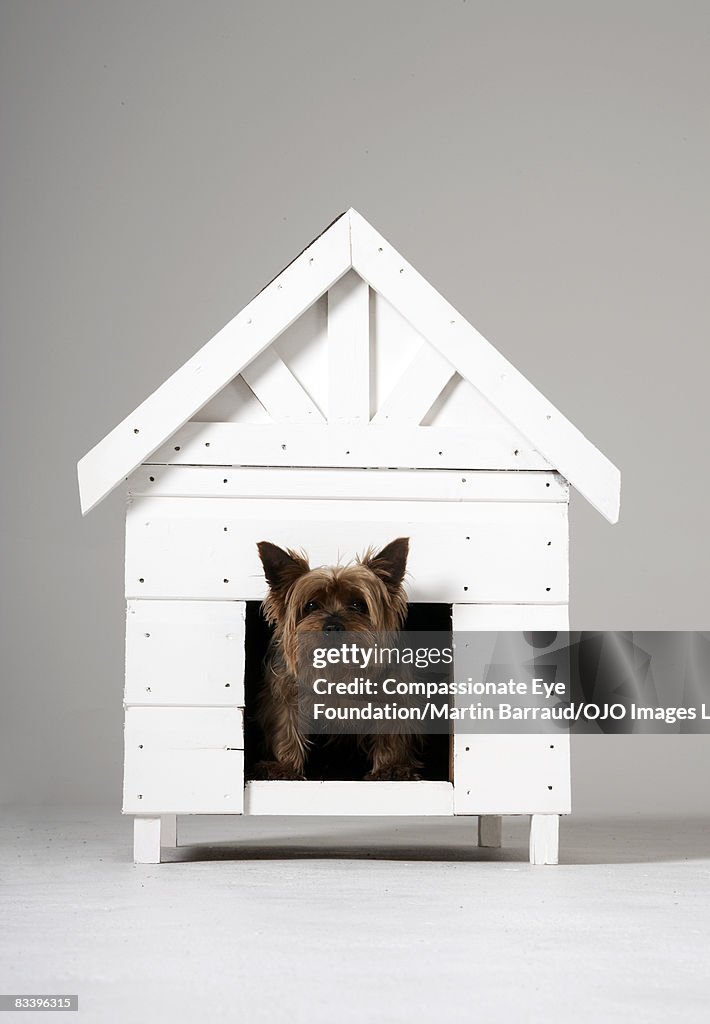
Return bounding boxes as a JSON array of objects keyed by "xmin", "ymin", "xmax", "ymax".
[{"xmin": 77, "ymin": 209, "xmax": 620, "ymax": 866}]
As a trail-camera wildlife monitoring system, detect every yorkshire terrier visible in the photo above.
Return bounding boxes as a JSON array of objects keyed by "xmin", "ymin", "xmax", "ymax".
[{"xmin": 253, "ymin": 537, "xmax": 422, "ymax": 781}]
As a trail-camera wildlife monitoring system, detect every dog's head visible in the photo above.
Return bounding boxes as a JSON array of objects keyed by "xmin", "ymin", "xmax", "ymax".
[{"xmin": 257, "ymin": 538, "xmax": 409, "ymax": 670}]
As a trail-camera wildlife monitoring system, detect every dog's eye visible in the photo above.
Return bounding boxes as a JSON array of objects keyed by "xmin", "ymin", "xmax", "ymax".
[
  {"xmin": 304, "ymin": 600, "xmax": 320, "ymax": 614},
  {"xmin": 350, "ymin": 600, "xmax": 367, "ymax": 614}
]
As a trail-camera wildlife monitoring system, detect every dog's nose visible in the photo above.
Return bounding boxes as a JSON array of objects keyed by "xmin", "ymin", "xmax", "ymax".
[{"xmin": 323, "ymin": 620, "xmax": 345, "ymax": 632}]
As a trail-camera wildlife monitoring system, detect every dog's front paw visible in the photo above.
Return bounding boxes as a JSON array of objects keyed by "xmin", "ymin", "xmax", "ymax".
[
  {"xmin": 251, "ymin": 760, "xmax": 305, "ymax": 781},
  {"xmin": 365, "ymin": 764, "xmax": 421, "ymax": 781}
]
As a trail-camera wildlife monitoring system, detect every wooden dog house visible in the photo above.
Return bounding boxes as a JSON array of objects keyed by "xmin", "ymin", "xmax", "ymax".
[{"xmin": 77, "ymin": 209, "xmax": 620, "ymax": 865}]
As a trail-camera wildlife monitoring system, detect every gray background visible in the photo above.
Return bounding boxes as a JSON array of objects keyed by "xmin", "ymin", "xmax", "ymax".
[{"xmin": 1, "ymin": 0, "xmax": 708, "ymax": 812}]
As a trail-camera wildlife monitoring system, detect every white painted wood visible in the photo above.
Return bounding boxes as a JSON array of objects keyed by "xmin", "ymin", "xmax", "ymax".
[
  {"xmin": 193, "ymin": 302, "xmax": 330, "ymax": 425},
  {"xmin": 273, "ymin": 295, "xmax": 329, "ymax": 419},
  {"xmin": 77, "ymin": 212, "xmax": 351, "ymax": 514},
  {"xmin": 125, "ymin": 600, "xmax": 246, "ymax": 706},
  {"xmin": 452, "ymin": 603, "xmax": 571, "ymax": 816},
  {"xmin": 79, "ymin": 208, "xmax": 619, "ymax": 523},
  {"xmin": 372, "ymin": 343, "xmax": 455, "ymax": 425},
  {"xmin": 128, "ymin": 466, "xmax": 569, "ymax": 503},
  {"xmin": 529, "ymin": 813, "xmax": 560, "ymax": 865},
  {"xmin": 244, "ymin": 781, "xmax": 454, "ymax": 816},
  {"xmin": 478, "ymin": 815, "xmax": 502, "ymax": 848},
  {"xmin": 370, "ymin": 288, "xmax": 428, "ymax": 416},
  {"xmin": 191, "ymin": 374, "xmax": 271, "ymax": 424},
  {"xmin": 133, "ymin": 817, "xmax": 161, "ymax": 864},
  {"xmin": 148, "ymin": 422, "xmax": 551, "ymax": 470},
  {"xmin": 161, "ymin": 814, "xmax": 177, "ymax": 847},
  {"xmin": 452, "ymin": 604, "xmax": 570, "ymax": 630},
  {"xmin": 241, "ymin": 347, "xmax": 325, "ymax": 423},
  {"xmin": 421, "ymin": 374, "xmax": 550, "ymax": 459},
  {"xmin": 127, "ymin": 493, "xmax": 569, "ymax": 527},
  {"xmin": 125, "ymin": 497, "xmax": 568, "ymax": 603},
  {"xmin": 327, "ymin": 270, "xmax": 370, "ymax": 422},
  {"xmin": 350, "ymin": 208, "xmax": 620, "ymax": 523},
  {"xmin": 453, "ymin": 735, "xmax": 571, "ymax": 815},
  {"xmin": 123, "ymin": 707, "xmax": 245, "ymax": 814},
  {"xmin": 422, "ymin": 374, "xmax": 533, "ymax": 436}
]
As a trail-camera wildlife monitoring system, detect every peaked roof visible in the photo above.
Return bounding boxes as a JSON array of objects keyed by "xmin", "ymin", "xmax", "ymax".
[{"xmin": 77, "ymin": 208, "xmax": 620, "ymax": 522}]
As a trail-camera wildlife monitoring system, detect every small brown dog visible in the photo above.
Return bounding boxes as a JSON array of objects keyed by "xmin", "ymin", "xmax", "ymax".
[{"xmin": 253, "ymin": 537, "xmax": 422, "ymax": 781}]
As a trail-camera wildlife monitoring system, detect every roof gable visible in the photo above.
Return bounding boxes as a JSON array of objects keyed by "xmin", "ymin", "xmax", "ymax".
[{"xmin": 77, "ymin": 209, "xmax": 620, "ymax": 522}]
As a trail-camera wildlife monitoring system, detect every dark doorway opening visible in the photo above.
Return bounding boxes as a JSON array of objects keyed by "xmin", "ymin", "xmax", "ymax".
[{"xmin": 244, "ymin": 602, "xmax": 452, "ymax": 782}]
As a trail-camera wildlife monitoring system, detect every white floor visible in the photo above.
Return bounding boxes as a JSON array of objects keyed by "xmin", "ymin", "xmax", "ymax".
[{"xmin": 1, "ymin": 808, "xmax": 709, "ymax": 1023}]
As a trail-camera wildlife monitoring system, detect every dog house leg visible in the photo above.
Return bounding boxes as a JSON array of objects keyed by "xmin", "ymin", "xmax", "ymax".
[
  {"xmin": 529, "ymin": 814, "xmax": 559, "ymax": 865},
  {"xmin": 133, "ymin": 817, "xmax": 162, "ymax": 864},
  {"xmin": 478, "ymin": 815, "xmax": 502, "ymax": 848},
  {"xmin": 161, "ymin": 814, "xmax": 177, "ymax": 848}
]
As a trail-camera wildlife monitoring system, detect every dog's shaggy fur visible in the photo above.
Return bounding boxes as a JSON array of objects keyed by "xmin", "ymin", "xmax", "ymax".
[{"xmin": 253, "ymin": 537, "xmax": 422, "ymax": 781}]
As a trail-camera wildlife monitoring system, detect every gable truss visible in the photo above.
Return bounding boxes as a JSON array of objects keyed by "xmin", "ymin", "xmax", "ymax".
[{"xmin": 78, "ymin": 209, "xmax": 620, "ymax": 522}]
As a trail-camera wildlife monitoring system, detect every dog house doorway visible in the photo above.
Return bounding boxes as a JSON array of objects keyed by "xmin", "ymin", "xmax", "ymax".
[{"xmin": 243, "ymin": 601, "xmax": 453, "ymax": 782}]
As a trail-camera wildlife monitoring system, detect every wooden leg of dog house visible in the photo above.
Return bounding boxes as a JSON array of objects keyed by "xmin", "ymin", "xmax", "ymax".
[
  {"xmin": 478, "ymin": 815, "xmax": 502, "ymax": 849},
  {"xmin": 133, "ymin": 817, "xmax": 162, "ymax": 864},
  {"xmin": 529, "ymin": 814, "xmax": 560, "ymax": 865}
]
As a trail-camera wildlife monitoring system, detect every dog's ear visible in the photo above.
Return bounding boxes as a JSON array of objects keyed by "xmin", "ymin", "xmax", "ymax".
[
  {"xmin": 364, "ymin": 537, "xmax": 409, "ymax": 590},
  {"xmin": 257, "ymin": 541, "xmax": 310, "ymax": 592}
]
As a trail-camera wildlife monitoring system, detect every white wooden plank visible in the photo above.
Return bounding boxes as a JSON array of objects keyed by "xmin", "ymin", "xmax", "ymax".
[
  {"xmin": 125, "ymin": 600, "xmax": 246, "ymax": 706},
  {"xmin": 77, "ymin": 212, "xmax": 351, "ymax": 514},
  {"xmin": 327, "ymin": 270, "xmax": 370, "ymax": 422},
  {"xmin": 149, "ymin": 422, "xmax": 552, "ymax": 471},
  {"xmin": 350, "ymin": 208, "xmax": 620, "ymax": 523},
  {"xmin": 423, "ymin": 374, "xmax": 536, "ymax": 436},
  {"xmin": 128, "ymin": 466, "xmax": 569, "ymax": 503},
  {"xmin": 123, "ymin": 707, "xmax": 245, "ymax": 814},
  {"xmin": 194, "ymin": 302, "xmax": 330, "ymax": 424},
  {"xmin": 191, "ymin": 374, "xmax": 272, "ymax": 424},
  {"xmin": 133, "ymin": 817, "xmax": 161, "ymax": 864},
  {"xmin": 273, "ymin": 295, "xmax": 329, "ymax": 418},
  {"xmin": 372, "ymin": 343, "xmax": 455, "ymax": 425},
  {"xmin": 244, "ymin": 780, "xmax": 454, "ymax": 816},
  {"xmin": 478, "ymin": 815, "xmax": 502, "ymax": 848},
  {"xmin": 371, "ymin": 288, "xmax": 428, "ymax": 415},
  {"xmin": 125, "ymin": 497, "xmax": 569, "ymax": 603},
  {"xmin": 453, "ymin": 604, "xmax": 570, "ymax": 630},
  {"xmin": 127, "ymin": 494, "xmax": 570, "ymax": 526},
  {"xmin": 453, "ymin": 734, "xmax": 571, "ymax": 815},
  {"xmin": 452, "ymin": 603, "xmax": 570, "ymax": 816},
  {"xmin": 241, "ymin": 347, "xmax": 325, "ymax": 423},
  {"xmin": 529, "ymin": 814, "xmax": 560, "ymax": 865}
]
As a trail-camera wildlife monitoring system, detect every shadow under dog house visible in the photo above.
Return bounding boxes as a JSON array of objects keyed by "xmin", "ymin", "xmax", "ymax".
[{"xmin": 77, "ymin": 208, "xmax": 620, "ymax": 865}]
